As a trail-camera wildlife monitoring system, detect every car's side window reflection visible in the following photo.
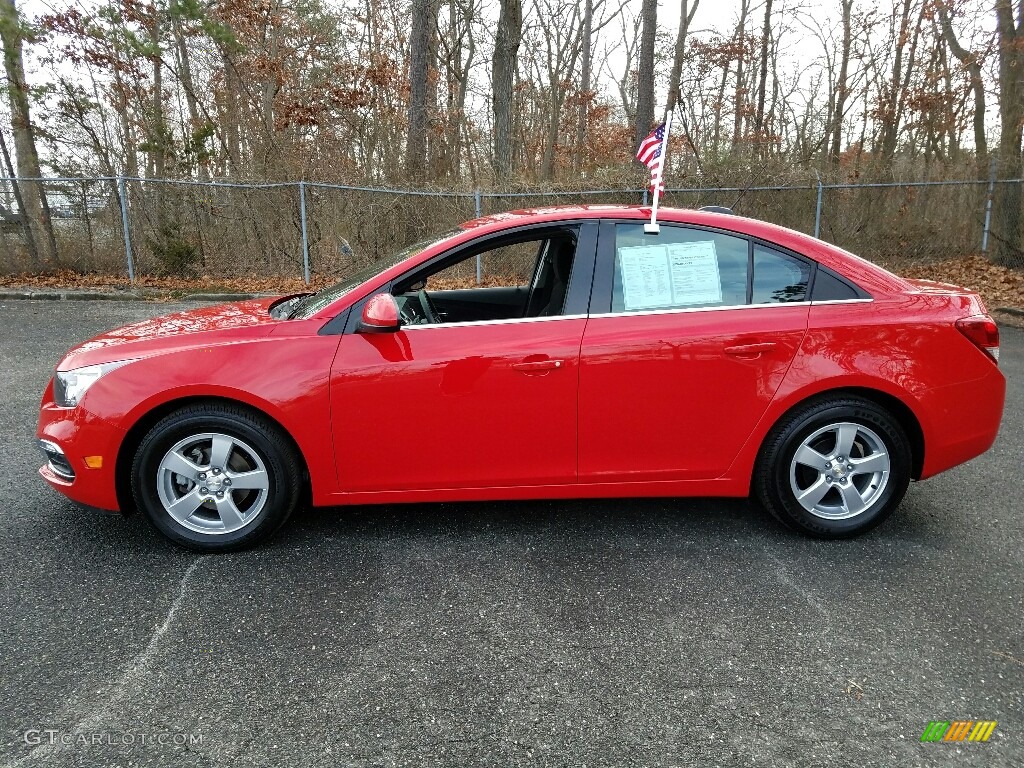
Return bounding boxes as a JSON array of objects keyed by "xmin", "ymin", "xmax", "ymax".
[
  {"xmin": 611, "ymin": 224, "xmax": 749, "ymax": 313},
  {"xmin": 426, "ymin": 240, "xmax": 538, "ymax": 289},
  {"xmin": 393, "ymin": 228, "xmax": 579, "ymax": 326}
]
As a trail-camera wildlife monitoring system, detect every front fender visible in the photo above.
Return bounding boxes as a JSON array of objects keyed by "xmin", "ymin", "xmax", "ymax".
[{"xmin": 79, "ymin": 334, "xmax": 343, "ymax": 498}]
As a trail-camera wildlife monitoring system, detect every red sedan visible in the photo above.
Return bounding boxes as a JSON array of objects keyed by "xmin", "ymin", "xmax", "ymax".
[{"xmin": 37, "ymin": 206, "xmax": 1005, "ymax": 550}]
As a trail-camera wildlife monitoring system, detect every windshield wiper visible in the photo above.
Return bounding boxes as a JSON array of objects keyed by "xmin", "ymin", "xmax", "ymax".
[{"xmin": 274, "ymin": 293, "xmax": 313, "ymax": 320}]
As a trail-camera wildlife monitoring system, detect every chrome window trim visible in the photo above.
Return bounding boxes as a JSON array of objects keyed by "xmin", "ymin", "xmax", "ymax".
[
  {"xmin": 808, "ymin": 298, "xmax": 874, "ymax": 306},
  {"xmin": 401, "ymin": 313, "xmax": 589, "ymax": 330},
  {"xmin": 589, "ymin": 301, "xmax": 811, "ymax": 319},
  {"xmin": 396, "ymin": 298, "xmax": 873, "ymax": 329},
  {"xmin": 587, "ymin": 297, "xmax": 873, "ymax": 320}
]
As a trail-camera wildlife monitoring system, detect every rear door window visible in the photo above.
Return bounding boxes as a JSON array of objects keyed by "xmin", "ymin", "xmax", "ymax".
[{"xmin": 611, "ymin": 223, "xmax": 750, "ymax": 312}]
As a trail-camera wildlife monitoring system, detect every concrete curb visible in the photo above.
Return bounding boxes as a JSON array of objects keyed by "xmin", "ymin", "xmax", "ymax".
[
  {"xmin": 183, "ymin": 293, "xmax": 272, "ymax": 302},
  {"xmin": 995, "ymin": 306, "xmax": 1024, "ymax": 318},
  {"xmin": 0, "ymin": 290, "xmax": 143, "ymax": 301},
  {"xmin": 0, "ymin": 290, "xmax": 270, "ymax": 303}
]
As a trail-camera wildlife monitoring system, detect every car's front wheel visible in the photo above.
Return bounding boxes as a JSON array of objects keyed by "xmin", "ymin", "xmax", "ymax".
[
  {"xmin": 132, "ymin": 403, "xmax": 302, "ymax": 551},
  {"xmin": 754, "ymin": 396, "xmax": 912, "ymax": 538}
]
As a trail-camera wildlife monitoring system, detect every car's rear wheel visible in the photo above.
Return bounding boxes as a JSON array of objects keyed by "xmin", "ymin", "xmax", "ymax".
[
  {"xmin": 754, "ymin": 396, "xmax": 911, "ymax": 538},
  {"xmin": 132, "ymin": 403, "xmax": 302, "ymax": 551}
]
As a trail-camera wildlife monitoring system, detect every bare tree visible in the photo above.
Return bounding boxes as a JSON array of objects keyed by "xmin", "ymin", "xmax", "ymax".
[
  {"xmin": 732, "ymin": 0, "xmax": 750, "ymax": 148},
  {"xmin": 753, "ymin": 0, "xmax": 773, "ymax": 148},
  {"xmin": 829, "ymin": 0, "xmax": 853, "ymax": 164},
  {"xmin": 574, "ymin": 0, "xmax": 593, "ymax": 170},
  {"xmin": 406, "ymin": 0, "xmax": 432, "ymax": 179},
  {"xmin": 666, "ymin": 0, "xmax": 700, "ymax": 112},
  {"xmin": 878, "ymin": 0, "xmax": 925, "ymax": 162},
  {"xmin": 492, "ymin": 0, "xmax": 522, "ymax": 180},
  {"xmin": 438, "ymin": 0, "xmax": 476, "ymax": 178},
  {"xmin": 0, "ymin": 0, "xmax": 57, "ymax": 267},
  {"xmin": 994, "ymin": 0, "xmax": 1024, "ymax": 266},
  {"xmin": 936, "ymin": 1, "xmax": 987, "ymax": 178},
  {"xmin": 634, "ymin": 0, "xmax": 657, "ymax": 148}
]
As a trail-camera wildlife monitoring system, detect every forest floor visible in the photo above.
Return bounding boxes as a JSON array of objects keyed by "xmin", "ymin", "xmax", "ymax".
[{"xmin": 1, "ymin": 254, "xmax": 1021, "ymax": 314}]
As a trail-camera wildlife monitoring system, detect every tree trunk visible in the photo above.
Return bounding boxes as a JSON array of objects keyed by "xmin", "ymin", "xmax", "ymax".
[
  {"xmin": 445, "ymin": 0, "xmax": 464, "ymax": 177},
  {"xmin": 937, "ymin": 2, "xmax": 987, "ymax": 178},
  {"xmin": 220, "ymin": 50, "xmax": 242, "ymax": 174},
  {"xmin": 666, "ymin": 0, "xmax": 700, "ymax": 113},
  {"xmin": 574, "ymin": 0, "xmax": 593, "ymax": 171},
  {"xmin": 1, "ymin": 0, "xmax": 57, "ymax": 268},
  {"xmin": 732, "ymin": 0, "xmax": 749, "ymax": 149},
  {"xmin": 879, "ymin": 0, "xmax": 924, "ymax": 163},
  {"xmin": 492, "ymin": 0, "xmax": 522, "ymax": 181},
  {"xmin": 994, "ymin": 0, "xmax": 1024, "ymax": 267},
  {"xmin": 0, "ymin": 120, "xmax": 36, "ymax": 263},
  {"xmin": 407, "ymin": 0, "xmax": 430, "ymax": 179},
  {"xmin": 829, "ymin": 0, "xmax": 853, "ymax": 164},
  {"xmin": 753, "ymin": 0, "xmax": 773, "ymax": 151},
  {"xmin": 634, "ymin": 0, "xmax": 658, "ymax": 148}
]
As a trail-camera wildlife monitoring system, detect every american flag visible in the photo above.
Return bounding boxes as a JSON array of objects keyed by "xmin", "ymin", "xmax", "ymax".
[{"xmin": 636, "ymin": 122, "xmax": 667, "ymax": 193}]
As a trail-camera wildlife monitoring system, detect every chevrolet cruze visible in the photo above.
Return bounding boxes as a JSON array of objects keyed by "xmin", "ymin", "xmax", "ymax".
[{"xmin": 37, "ymin": 206, "xmax": 1006, "ymax": 550}]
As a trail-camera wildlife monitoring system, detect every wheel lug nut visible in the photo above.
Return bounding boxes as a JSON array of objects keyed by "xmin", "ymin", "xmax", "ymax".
[
  {"xmin": 847, "ymin": 464, "xmax": 853, "ymax": 471},
  {"xmin": 198, "ymin": 473, "xmax": 206, "ymax": 480},
  {"xmin": 224, "ymin": 479, "xmax": 231, "ymax": 486},
  {"xmin": 216, "ymin": 491, "xmax": 223, "ymax": 498},
  {"xmin": 212, "ymin": 468, "xmax": 220, "ymax": 475},
  {"xmin": 826, "ymin": 475, "xmax": 833, "ymax": 482},
  {"xmin": 200, "ymin": 487, "xmax": 208, "ymax": 493}
]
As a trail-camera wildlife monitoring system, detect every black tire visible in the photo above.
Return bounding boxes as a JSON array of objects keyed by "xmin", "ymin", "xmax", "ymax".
[
  {"xmin": 132, "ymin": 403, "xmax": 302, "ymax": 551},
  {"xmin": 753, "ymin": 396, "xmax": 911, "ymax": 538}
]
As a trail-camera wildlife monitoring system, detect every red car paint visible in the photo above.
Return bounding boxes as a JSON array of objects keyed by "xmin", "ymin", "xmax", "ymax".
[{"xmin": 37, "ymin": 206, "xmax": 1005, "ymax": 512}]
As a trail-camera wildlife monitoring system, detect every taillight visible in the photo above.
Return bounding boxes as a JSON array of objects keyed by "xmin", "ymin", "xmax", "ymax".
[{"xmin": 956, "ymin": 315, "xmax": 1000, "ymax": 363}]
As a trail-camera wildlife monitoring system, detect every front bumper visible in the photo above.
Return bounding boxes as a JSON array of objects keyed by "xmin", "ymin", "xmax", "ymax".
[{"xmin": 36, "ymin": 393, "xmax": 126, "ymax": 512}]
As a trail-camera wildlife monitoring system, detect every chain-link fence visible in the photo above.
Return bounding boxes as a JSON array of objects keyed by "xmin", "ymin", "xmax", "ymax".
[{"xmin": 1, "ymin": 176, "xmax": 1021, "ymax": 281}]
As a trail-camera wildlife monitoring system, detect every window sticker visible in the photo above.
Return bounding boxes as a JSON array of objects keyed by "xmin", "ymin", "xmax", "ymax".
[
  {"xmin": 665, "ymin": 241, "xmax": 722, "ymax": 306},
  {"xmin": 618, "ymin": 240, "xmax": 723, "ymax": 310},
  {"xmin": 618, "ymin": 245, "xmax": 674, "ymax": 309}
]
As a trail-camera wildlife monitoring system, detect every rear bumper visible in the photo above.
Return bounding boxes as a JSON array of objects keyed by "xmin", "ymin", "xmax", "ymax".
[
  {"xmin": 919, "ymin": 365, "xmax": 1006, "ymax": 479},
  {"xmin": 36, "ymin": 399, "xmax": 125, "ymax": 512}
]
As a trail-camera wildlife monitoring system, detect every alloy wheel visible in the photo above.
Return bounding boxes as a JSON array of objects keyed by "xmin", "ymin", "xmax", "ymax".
[
  {"xmin": 155, "ymin": 432, "xmax": 270, "ymax": 534},
  {"xmin": 788, "ymin": 421, "xmax": 891, "ymax": 520}
]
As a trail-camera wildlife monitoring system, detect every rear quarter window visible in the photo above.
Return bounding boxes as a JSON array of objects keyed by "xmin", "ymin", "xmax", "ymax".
[
  {"xmin": 811, "ymin": 268, "xmax": 865, "ymax": 301},
  {"xmin": 751, "ymin": 244, "xmax": 811, "ymax": 304}
]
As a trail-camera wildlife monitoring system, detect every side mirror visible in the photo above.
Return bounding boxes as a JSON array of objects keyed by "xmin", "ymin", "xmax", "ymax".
[{"xmin": 357, "ymin": 293, "xmax": 401, "ymax": 333}]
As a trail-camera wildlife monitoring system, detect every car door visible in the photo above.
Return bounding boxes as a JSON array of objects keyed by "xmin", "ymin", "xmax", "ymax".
[
  {"xmin": 330, "ymin": 222, "xmax": 597, "ymax": 493},
  {"xmin": 577, "ymin": 222, "xmax": 811, "ymax": 483}
]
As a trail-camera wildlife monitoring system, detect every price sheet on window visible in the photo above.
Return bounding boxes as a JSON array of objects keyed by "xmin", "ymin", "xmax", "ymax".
[{"xmin": 618, "ymin": 240, "xmax": 722, "ymax": 310}]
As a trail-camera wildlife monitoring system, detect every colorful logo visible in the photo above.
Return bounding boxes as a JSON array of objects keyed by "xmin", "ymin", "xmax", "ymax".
[{"xmin": 920, "ymin": 721, "xmax": 997, "ymax": 743}]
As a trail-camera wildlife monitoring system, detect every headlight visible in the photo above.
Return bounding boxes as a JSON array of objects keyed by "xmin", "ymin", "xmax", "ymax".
[{"xmin": 54, "ymin": 360, "xmax": 136, "ymax": 407}]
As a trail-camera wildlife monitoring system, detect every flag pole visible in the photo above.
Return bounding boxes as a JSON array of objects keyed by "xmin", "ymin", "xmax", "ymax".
[{"xmin": 644, "ymin": 108, "xmax": 673, "ymax": 234}]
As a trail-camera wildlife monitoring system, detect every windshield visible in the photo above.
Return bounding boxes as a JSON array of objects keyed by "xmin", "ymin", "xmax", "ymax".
[{"xmin": 288, "ymin": 230, "xmax": 462, "ymax": 319}]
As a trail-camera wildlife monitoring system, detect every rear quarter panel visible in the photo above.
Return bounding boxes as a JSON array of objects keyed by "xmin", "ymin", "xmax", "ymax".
[{"xmin": 725, "ymin": 293, "xmax": 1005, "ymax": 487}]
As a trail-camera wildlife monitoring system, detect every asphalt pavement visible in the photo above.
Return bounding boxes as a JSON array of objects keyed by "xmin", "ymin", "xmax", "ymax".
[{"xmin": 0, "ymin": 299, "xmax": 1021, "ymax": 768}]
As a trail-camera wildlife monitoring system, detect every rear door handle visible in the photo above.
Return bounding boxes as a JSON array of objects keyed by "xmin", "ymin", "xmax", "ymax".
[
  {"xmin": 724, "ymin": 342, "xmax": 777, "ymax": 356},
  {"xmin": 512, "ymin": 359, "xmax": 564, "ymax": 372}
]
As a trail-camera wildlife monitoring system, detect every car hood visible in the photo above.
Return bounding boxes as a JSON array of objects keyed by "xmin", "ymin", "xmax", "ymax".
[{"xmin": 58, "ymin": 298, "xmax": 281, "ymax": 371}]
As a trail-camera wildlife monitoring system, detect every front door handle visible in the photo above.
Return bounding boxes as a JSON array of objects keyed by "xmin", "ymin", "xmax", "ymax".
[
  {"xmin": 512, "ymin": 359, "xmax": 564, "ymax": 373},
  {"xmin": 724, "ymin": 342, "xmax": 777, "ymax": 356}
]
